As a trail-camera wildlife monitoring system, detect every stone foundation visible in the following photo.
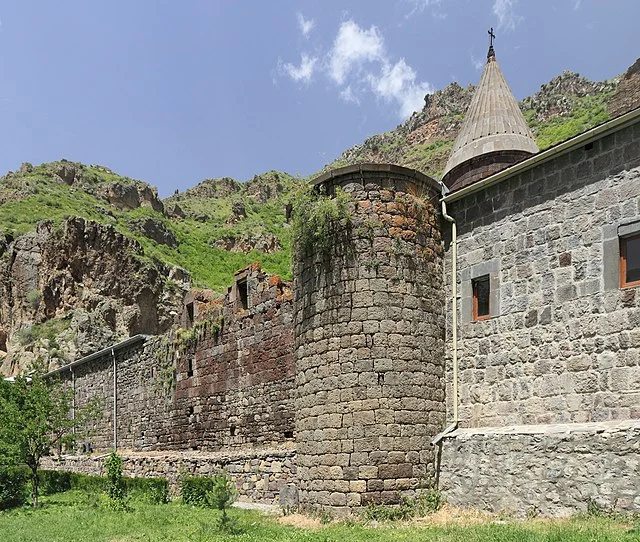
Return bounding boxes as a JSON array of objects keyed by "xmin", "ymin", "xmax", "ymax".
[
  {"xmin": 43, "ymin": 446, "xmax": 297, "ymax": 504},
  {"xmin": 438, "ymin": 420, "xmax": 640, "ymax": 516}
]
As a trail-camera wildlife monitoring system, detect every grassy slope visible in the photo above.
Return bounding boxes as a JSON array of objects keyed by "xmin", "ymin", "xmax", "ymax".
[
  {"xmin": 1, "ymin": 491, "xmax": 638, "ymax": 542},
  {"xmin": 0, "ymin": 164, "xmax": 299, "ymax": 292},
  {"xmin": 523, "ymin": 90, "xmax": 616, "ymax": 151}
]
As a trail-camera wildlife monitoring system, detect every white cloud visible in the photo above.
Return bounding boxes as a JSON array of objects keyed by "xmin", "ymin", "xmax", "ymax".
[
  {"xmin": 329, "ymin": 20, "xmax": 385, "ymax": 84},
  {"xmin": 404, "ymin": 0, "xmax": 445, "ymax": 19},
  {"xmin": 492, "ymin": 0, "xmax": 522, "ymax": 32},
  {"xmin": 297, "ymin": 12, "xmax": 315, "ymax": 38},
  {"xmin": 370, "ymin": 59, "xmax": 432, "ymax": 118},
  {"xmin": 279, "ymin": 19, "xmax": 431, "ymax": 119},
  {"xmin": 281, "ymin": 53, "xmax": 318, "ymax": 83},
  {"xmin": 470, "ymin": 53, "xmax": 484, "ymax": 71},
  {"xmin": 339, "ymin": 85, "xmax": 360, "ymax": 105}
]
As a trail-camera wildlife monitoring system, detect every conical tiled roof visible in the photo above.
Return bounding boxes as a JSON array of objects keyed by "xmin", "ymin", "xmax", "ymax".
[{"xmin": 442, "ymin": 47, "xmax": 538, "ymax": 181}]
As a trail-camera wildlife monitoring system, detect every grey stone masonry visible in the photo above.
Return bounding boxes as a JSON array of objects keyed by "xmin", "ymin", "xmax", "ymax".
[
  {"xmin": 446, "ymin": 121, "xmax": 640, "ymax": 427},
  {"xmin": 439, "ymin": 420, "xmax": 640, "ymax": 516},
  {"xmin": 43, "ymin": 446, "xmax": 296, "ymax": 503},
  {"xmin": 294, "ymin": 165, "xmax": 446, "ymax": 514}
]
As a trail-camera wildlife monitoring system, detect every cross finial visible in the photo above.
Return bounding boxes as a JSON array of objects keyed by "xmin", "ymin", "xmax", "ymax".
[{"xmin": 487, "ymin": 27, "xmax": 496, "ymax": 60}]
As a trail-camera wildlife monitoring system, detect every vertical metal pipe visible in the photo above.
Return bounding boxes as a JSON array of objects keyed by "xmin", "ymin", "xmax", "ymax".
[
  {"xmin": 112, "ymin": 348, "xmax": 117, "ymax": 451},
  {"xmin": 441, "ymin": 200, "xmax": 459, "ymax": 425},
  {"xmin": 71, "ymin": 367, "xmax": 76, "ymax": 435}
]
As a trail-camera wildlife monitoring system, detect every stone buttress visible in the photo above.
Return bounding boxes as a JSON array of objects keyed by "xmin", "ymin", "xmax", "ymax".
[{"xmin": 293, "ymin": 164, "xmax": 446, "ymax": 514}]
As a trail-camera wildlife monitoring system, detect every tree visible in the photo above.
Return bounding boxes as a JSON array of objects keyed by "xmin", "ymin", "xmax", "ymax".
[{"xmin": 0, "ymin": 373, "xmax": 96, "ymax": 508}]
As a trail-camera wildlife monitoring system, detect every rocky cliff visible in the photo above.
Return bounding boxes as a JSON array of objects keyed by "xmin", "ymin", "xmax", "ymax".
[{"xmin": 0, "ymin": 217, "xmax": 188, "ymax": 375}]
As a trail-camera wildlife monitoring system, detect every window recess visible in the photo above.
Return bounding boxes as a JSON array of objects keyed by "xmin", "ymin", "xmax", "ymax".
[
  {"xmin": 620, "ymin": 234, "xmax": 640, "ymax": 288},
  {"xmin": 472, "ymin": 275, "xmax": 491, "ymax": 321}
]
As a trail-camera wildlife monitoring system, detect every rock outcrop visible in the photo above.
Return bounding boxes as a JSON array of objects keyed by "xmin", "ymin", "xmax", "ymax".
[
  {"xmin": 0, "ymin": 217, "xmax": 188, "ymax": 375},
  {"xmin": 521, "ymin": 70, "xmax": 617, "ymax": 123},
  {"xmin": 608, "ymin": 58, "xmax": 640, "ymax": 118}
]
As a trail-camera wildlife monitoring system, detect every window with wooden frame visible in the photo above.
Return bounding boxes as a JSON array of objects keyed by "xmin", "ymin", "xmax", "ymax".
[
  {"xmin": 472, "ymin": 275, "xmax": 491, "ymax": 321},
  {"xmin": 620, "ymin": 234, "xmax": 640, "ymax": 288}
]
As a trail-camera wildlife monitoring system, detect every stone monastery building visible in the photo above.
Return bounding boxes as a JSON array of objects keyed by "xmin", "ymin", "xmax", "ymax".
[{"xmin": 48, "ymin": 42, "xmax": 640, "ymax": 516}]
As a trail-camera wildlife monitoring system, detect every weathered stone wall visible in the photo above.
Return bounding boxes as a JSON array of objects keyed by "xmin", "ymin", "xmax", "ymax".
[
  {"xmin": 43, "ymin": 446, "xmax": 296, "ymax": 504},
  {"xmin": 439, "ymin": 421, "xmax": 640, "ymax": 516},
  {"xmin": 294, "ymin": 164, "xmax": 446, "ymax": 513},
  {"xmin": 60, "ymin": 267, "xmax": 295, "ymax": 453},
  {"xmin": 172, "ymin": 266, "xmax": 295, "ymax": 450},
  {"xmin": 445, "ymin": 120, "xmax": 640, "ymax": 427}
]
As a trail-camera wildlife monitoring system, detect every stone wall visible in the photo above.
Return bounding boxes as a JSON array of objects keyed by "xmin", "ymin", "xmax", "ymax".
[
  {"xmin": 439, "ymin": 420, "xmax": 640, "ymax": 516},
  {"xmin": 172, "ymin": 265, "xmax": 295, "ymax": 450},
  {"xmin": 445, "ymin": 120, "xmax": 640, "ymax": 427},
  {"xmin": 43, "ymin": 446, "xmax": 296, "ymax": 504},
  {"xmin": 294, "ymin": 164, "xmax": 446, "ymax": 513},
  {"xmin": 60, "ymin": 266, "xmax": 295, "ymax": 453}
]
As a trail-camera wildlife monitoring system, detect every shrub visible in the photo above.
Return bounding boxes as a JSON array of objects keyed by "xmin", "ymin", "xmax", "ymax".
[
  {"xmin": 26, "ymin": 289, "xmax": 42, "ymax": 310},
  {"xmin": 104, "ymin": 452, "xmax": 129, "ymax": 511},
  {"xmin": 206, "ymin": 472, "xmax": 237, "ymax": 531},
  {"xmin": 126, "ymin": 477, "xmax": 169, "ymax": 504},
  {"xmin": 292, "ymin": 185, "xmax": 352, "ymax": 257},
  {"xmin": 363, "ymin": 491, "xmax": 443, "ymax": 522},
  {"xmin": 69, "ymin": 472, "xmax": 106, "ymax": 493},
  {"xmin": 181, "ymin": 475, "xmax": 216, "ymax": 507},
  {"xmin": 0, "ymin": 466, "xmax": 28, "ymax": 510},
  {"xmin": 39, "ymin": 470, "xmax": 72, "ymax": 495}
]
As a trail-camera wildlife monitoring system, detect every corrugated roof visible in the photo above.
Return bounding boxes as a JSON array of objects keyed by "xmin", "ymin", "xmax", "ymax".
[{"xmin": 442, "ymin": 48, "xmax": 539, "ymax": 177}]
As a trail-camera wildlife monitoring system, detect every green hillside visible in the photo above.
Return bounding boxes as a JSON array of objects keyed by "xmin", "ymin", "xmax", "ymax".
[{"xmin": 0, "ymin": 162, "xmax": 302, "ymax": 292}]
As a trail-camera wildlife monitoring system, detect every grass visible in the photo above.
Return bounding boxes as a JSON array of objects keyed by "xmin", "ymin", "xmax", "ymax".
[
  {"xmin": 1, "ymin": 491, "xmax": 639, "ymax": 542},
  {"xmin": 524, "ymin": 91, "xmax": 615, "ymax": 150},
  {"xmin": 0, "ymin": 163, "xmax": 298, "ymax": 292}
]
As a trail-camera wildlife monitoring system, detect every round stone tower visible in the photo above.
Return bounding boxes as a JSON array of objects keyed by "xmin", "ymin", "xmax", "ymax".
[{"xmin": 293, "ymin": 164, "xmax": 445, "ymax": 514}]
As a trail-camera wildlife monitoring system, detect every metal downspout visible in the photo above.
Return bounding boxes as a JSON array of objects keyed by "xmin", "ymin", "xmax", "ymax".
[
  {"xmin": 112, "ymin": 348, "xmax": 117, "ymax": 451},
  {"xmin": 71, "ymin": 367, "xmax": 76, "ymax": 436},
  {"xmin": 432, "ymin": 199, "xmax": 459, "ymax": 444}
]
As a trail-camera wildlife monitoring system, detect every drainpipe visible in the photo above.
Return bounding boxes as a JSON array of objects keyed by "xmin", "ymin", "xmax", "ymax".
[
  {"xmin": 71, "ymin": 367, "xmax": 76, "ymax": 436},
  {"xmin": 112, "ymin": 348, "xmax": 117, "ymax": 451},
  {"xmin": 432, "ymin": 199, "xmax": 459, "ymax": 444}
]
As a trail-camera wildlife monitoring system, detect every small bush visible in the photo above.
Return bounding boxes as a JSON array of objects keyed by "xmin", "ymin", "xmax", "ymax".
[
  {"xmin": 181, "ymin": 475, "xmax": 216, "ymax": 507},
  {"xmin": 39, "ymin": 470, "xmax": 72, "ymax": 495},
  {"xmin": 126, "ymin": 477, "xmax": 169, "ymax": 504},
  {"xmin": 363, "ymin": 491, "xmax": 443, "ymax": 522},
  {"xmin": 292, "ymin": 185, "xmax": 352, "ymax": 257},
  {"xmin": 0, "ymin": 466, "xmax": 29, "ymax": 510},
  {"xmin": 26, "ymin": 289, "xmax": 42, "ymax": 310},
  {"xmin": 207, "ymin": 472, "xmax": 237, "ymax": 532},
  {"xmin": 104, "ymin": 452, "xmax": 129, "ymax": 511}
]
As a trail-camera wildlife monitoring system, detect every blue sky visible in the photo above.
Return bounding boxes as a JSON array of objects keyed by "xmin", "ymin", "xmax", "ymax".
[{"xmin": 0, "ymin": 1, "xmax": 638, "ymax": 197}]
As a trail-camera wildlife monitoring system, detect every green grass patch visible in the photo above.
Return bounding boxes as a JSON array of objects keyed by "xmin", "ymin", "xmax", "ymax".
[
  {"xmin": 526, "ymin": 91, "xmax": 615, "ymax": 150},
  {"xmin": 0, "ymin": 490, "xmax": 639, "ymax": 542},
  {"xmin": 15, "ymin": 317, "xmax": 72, "ymax": 347}
]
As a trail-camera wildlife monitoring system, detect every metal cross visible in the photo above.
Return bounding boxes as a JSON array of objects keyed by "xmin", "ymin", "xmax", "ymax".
[{"xmin": 488, "ymin": 27, "xmax": 495, "ymax": 47}]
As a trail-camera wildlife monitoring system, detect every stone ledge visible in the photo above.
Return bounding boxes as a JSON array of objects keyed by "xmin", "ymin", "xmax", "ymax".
[
  {"xmin": 448, "ymin": 419, "xmax": 640, "ymax": 438},
  {"xmin": 49, "ymin": 444, "xmax": 296, "ymax": 465}
]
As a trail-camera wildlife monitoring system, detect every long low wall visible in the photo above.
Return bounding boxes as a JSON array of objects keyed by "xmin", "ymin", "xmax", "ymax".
[
  {"xmin": 438, "ymin": 420, "xmax": 640, "ymax": 516},
  {"xmin": 43, "ymin": 446, "xmax": 297, "ymax": 504}
]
